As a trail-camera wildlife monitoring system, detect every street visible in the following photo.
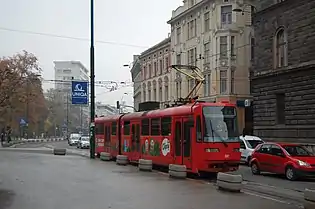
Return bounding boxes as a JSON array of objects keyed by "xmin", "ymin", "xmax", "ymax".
[
  {"xmin": 13, "ymin": 141, "xmax": 315, "ymax": 194},
  {"xmin": 0, "ymin": 150, "xmax": 300, "ymax": 209}
]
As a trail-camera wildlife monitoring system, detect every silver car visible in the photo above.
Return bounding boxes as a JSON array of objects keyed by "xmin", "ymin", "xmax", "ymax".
[{"xmin": 77, "ymin": 136, "xmax": 90, "ymax": 149}]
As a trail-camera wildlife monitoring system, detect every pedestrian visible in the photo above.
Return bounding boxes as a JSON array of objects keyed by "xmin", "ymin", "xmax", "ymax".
[
  {"xmin": 1, "ymin": 127, "xmax": 5, "ymax": 145},
  {"xmin": 6, "ymin": 126, "xmax": 11, "ymax": 143}
]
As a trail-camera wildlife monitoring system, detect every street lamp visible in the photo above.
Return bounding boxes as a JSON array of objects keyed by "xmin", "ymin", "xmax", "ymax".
[
  {"xmin": 89, "ymin": 0, "xmax": 96, "ymax": 159},
  {"xmin": 123, "ymin": 64, "xmax": 129, "ymax": 67},
  {"xmin": 232, "ymin": 4, "xmax": 257, "ymax": 15}
]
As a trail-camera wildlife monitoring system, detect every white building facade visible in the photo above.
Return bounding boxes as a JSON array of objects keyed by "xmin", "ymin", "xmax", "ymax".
[
  {"xmin": 168, "ymin": 0, "xmax": 254, "ymax": 130},
  {"xmin": 140, "ymin": 37, "xmax": 172, "ymax": 107},
  {"xmin": 130, "ymin": 55, "xmax": 142, "ymax": 110},
  {"xmin": 54, "ymin": 61, "xmax": 89, "ymax": 91}
]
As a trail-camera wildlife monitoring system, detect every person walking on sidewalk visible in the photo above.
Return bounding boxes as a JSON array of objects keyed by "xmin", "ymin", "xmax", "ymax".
[{"xmin": 1, "ymin": 127, "xmax": 5, "ymax": 146}]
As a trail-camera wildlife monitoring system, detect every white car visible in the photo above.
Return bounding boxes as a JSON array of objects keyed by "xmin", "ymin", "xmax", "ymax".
[
  {"xmin": 68, "ymin": 133, "xmax": 81, "ymax": 146},
  {"xmin": 77, "ymin": 136, "xmax": 90, "ymax": 149},
  {"xmin": 239, "ymin": 135, "xmax": 264, "ymax": 165}
]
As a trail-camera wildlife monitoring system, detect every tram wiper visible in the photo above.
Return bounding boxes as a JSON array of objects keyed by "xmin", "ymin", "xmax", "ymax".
[{"xmin": 208, "ymin": 119, "xmax": 228, "ymax": 147}]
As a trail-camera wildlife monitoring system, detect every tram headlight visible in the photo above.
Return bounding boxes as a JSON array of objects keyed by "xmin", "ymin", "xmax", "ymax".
[{"xmin": 205, "ymin": 148, "xmax": 219, "ymax": 152}]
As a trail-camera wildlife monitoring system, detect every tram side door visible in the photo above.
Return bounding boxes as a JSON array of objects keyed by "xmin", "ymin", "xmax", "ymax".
[
  {"xmin": 130, "ymin": 123, "xmax": 141, "ymax": 162},
  {"xmin": 173, "ymin": 118, "xmax": 192, "ymax": 169},
  {"xmin": 182, "ymin": 118, "xmax": 192, "ymax": 169}
]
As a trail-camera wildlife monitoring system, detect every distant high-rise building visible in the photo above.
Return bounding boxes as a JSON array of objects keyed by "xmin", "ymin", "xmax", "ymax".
[{"xmin": 54, "ymin": 61, "xmax": 89, "ymax": 92}]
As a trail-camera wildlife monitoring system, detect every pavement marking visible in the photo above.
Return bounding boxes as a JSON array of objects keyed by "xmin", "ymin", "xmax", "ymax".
[{"xmin": 243, "ymin": 190, "xmax": 304, "ymax": 208}]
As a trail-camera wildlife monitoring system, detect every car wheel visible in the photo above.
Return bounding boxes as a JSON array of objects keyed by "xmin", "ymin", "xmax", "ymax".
[
  {"xmin": 251, "ymin": 162, "xmax": 260, "ymax": 175},
  {"xmin": 285, "ymin": 166, "xmax": 297, "ymax": 181}
]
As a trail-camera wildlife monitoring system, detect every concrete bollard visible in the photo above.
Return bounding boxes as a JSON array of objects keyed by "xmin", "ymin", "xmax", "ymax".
[
  {"xmin": 304, "ymin": 188, "xmax": 315, "ymax": 209},
  {"xmin": 116, "ymin": 155, "xmax": 128, "ymax": 165},
  {"xmin": 53, "ymin": 148, "xmax": 67, "ymax": 156},
  {"xmin": 138, "ymin": 159, "xmax": 153, "ymax": 171},
  {"xmin": 100, "ymin": 152, "xmax": 111, "ymax": 161},
  {"xmin": 169, "ymin": 164, "xmax": 187, "ymax": 179},
  {"xmin": 216, "ymin": 172, "xmax": 243, "ymax": 192}
]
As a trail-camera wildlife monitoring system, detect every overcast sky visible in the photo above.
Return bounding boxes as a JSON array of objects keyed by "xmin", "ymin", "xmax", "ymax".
[{"xmin": 0, "ymin": 0, "xmax": 182, "ymax": 107}]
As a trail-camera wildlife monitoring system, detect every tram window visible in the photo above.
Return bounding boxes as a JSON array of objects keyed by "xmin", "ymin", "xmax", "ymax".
[
  {"xmin": 124, "ymin": 121, "xmax": 130, "ymax": 135},
  {"xmin": 151, "ymin": 118, "xmax": 160, "ymax": 136},
  {"xmin": 196, "ymin": 115, "xmax": 202, "ymax": 142},
  {"xmin": 95, "ymin": 124, "xmax": 104, "ymax": 135},
  {"xmin": 141, "ymin": 119, "xmax": 150, "ymax": 135},
  {"xmin": 111, "ymin": 122, "xmax": 117, "ymax": 135},
  {"xmin": 161, "ymin": 117, "xmax": 171, "ymax": 136}
]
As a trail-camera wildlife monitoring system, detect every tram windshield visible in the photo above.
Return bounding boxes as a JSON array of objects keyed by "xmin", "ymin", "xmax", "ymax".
[{"xmin": 202, "ymin": 106, "xmax": 239, "ymax": 143}]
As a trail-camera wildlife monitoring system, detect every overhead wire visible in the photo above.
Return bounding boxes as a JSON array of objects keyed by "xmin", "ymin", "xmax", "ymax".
[{"xmin": 0, "ymin": 27, "xmax": 149, "ymax": 49}]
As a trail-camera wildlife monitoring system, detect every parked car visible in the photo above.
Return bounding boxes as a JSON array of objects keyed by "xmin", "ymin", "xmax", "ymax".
[
  {"xmin": 68, "ymin": 133, "xmax": 81, "ymax": 146},
  {"xmin": 239, "ymin": 135, "xmax": 264, "ymax": 165},
  {"xmin": 77, "ymin": 136, "xmax": 90, "ymax": 149},
  {"xmin": 250, "ymin": 142, "xmax": 315, "ymax": 181}
]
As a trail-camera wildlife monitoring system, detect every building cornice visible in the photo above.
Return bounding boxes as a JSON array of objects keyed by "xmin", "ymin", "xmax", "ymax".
[
  {"xmin": 167, "ymin": 0, "xmax": 209, "ymax": 25},
  {"xmin": 140, "ymin": 37, "xmax": 171, "ymax": 58}
]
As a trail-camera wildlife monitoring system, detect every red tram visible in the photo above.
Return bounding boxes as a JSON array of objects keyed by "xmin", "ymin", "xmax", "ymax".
[{"xmin": 95, "ymin": 101, "xmax": 241, "ymax": 174}]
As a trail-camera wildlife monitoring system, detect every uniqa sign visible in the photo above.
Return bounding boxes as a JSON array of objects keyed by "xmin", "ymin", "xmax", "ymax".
[{"xmin": 72, "ymin": 92, "xmax": 87, "ymax": 97}]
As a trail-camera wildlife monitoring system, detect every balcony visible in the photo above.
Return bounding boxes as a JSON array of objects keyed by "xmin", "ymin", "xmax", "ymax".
[{"xmin": 215, "ymin": 22, "xmax": 239, "ymax": 34}]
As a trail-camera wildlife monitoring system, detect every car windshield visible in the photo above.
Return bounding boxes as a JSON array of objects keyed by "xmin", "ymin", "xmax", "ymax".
[
  {"xmin": 203, "ymin": 106, "xmax": 239, "ymax": 142},
  {"xmin": 81, "ymin": 137, "xmax": 89, "ymax": 141},
  {"xmin": 282, "ymin": 145, "xmax": 312, "ymax": 157},
  {"xmin": 245, "ymin": 140, "xmax": 264, "ymax": 149}
]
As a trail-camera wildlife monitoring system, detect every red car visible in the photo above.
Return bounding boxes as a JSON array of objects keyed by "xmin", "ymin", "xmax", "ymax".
[{"xmin": 250, "ymin": 142, "xmax": 315, "ymax": 181}]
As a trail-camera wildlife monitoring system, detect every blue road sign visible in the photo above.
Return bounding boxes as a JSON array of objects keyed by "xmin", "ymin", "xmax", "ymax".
[
  {"xmin": 71, "ymin": 81, "xmax": 88, "ymax": 105},
  {"xmin": 20, "ymin": 118, "xmax": 27, "ymax": 126}
]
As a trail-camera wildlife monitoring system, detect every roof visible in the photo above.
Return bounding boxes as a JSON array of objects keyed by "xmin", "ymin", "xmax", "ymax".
[
  {"xmin": 121, "ymin": 102, "xmax": 235, "ymax": 121},
  {"xmin": 95, "ymin": 114, "xmax": 123, "ymax": 123},
  {"xmin": 140, "ymin": 37, "xmax": 171, "ymax": 58},
  {"xmin": 167, "ymin": 0, "xmax": 208, "ymax": 24}
]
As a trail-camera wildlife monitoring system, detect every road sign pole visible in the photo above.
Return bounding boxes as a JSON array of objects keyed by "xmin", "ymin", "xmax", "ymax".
[{"xmin": 89, "ymin": 0, "xmax": 96, "ymax": 159}]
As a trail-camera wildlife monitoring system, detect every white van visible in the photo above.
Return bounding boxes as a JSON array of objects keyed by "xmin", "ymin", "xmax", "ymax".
[
  {"xmin": 68, "ymin": 133, "xmax": 81, "ymax": 146},
  {"xmin": 239, "ymin": 135, "xmax": 264, "ymax": 165}
]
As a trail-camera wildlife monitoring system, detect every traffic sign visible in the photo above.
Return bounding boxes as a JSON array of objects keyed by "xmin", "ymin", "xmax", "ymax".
[
  {"xmin": 20, "ymin": 118, "xmax": 27, "ymax": 126},
  {"xmin": 71, "ymin": 81, "xmax": 88, "ymax": 105}
]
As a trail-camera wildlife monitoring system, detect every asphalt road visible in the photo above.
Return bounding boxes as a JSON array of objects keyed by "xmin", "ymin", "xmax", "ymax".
[
  {"xmin": 0, "ymin": 151, "xmax": 299, "ymax": 209},
  {"xmin": 14, "ymin": 141, "xmax": 315, "ymax": 192}
]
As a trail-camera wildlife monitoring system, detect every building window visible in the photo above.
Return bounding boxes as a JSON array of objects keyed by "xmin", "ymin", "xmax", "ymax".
[
  {"xmin": 153, "ymin": 81, "xmax": 157, "ymax": 101},
  {"xmin": 230, "ymin": 36, "xmax": 235, "ymax": 57},
  {"xmin": 176, "ymin": 81, "xmax": 182, "ymax": 99},
  {"xmin": 142, "ymin": 84, "xmax": 146, "ymax": 102},
  {"xmin": 165, "ymin": 57, "xmax": 169, "ymax": 72},
  {"xmin": 188, "ymin": 48, "xmax": 197, "ymax": 66},
  {"xmin": 148, "ymin": 64, "xmax": 152, "ymax": 78},
  {"xmin": 176, "ymin": 54, "xmax": 181, "ymax": 65},
  {"xmin": 220, "ymin": 36, "xmax": 228, "ymax": 58},
  {"xmin": 204, "ymin": 42, "xmax": 210, "ymax": 64},
  {"xmin": 158, "ymin": 79, "xmax": 162, "ymax": 101},
  {"xmin": 189, "ymin": 0, "xmax": 195, "ymax": 7},
  {"xmin": 176, "ymin": 82, "xmax": 179, "ymax": 99},
  {"xmin": 159, "ymin": 59, "xmax": 163, "ymax": 75},
  {"xmin": 203, "ymin": 74, "xmax": 211, "ymax": 97},
  {"xmin": 153, "ymin": 62, "xmax": 157, "ymax": 76},
  {"xmin": 188, "ymin": 19, "xmax": 196, "ymax": 39},
  {"xmin": 221, "ymin": 5, "xmax": 232, "ymax": 24},
  {"xmin": 231, "ymin": 70, "xmax": 235, "ymax": 94},
  {"xmin": 276, "ymin": 93, "xmax": 285, "ymax": 124},
  {"xmin": 220, "ymin": 70, "xmax": 227, "ymax": 94},
  {"xmin": 274, "ymin": 28, "xmax": 288, "ymax": 68},
  {"xmin": 204, "ymin": 12, "xmax": 210, "ymax": 32},
  {"xmin": 148, "ymin": 82, "xmax": 151, "ymax": 101},
  {"xmin": 164, "ymin": 77, "xmax": 169, "ymax": 101},
  {"xmin": 176, "ymin": 27, "xmax": 181, "ymax": 45}
]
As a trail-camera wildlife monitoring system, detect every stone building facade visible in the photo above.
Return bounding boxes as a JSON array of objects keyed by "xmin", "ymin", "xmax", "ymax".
[
  {"xmin": 251, "ymin": 0, "xmax": 315, "ymax": 142},
  {"xmin": 139, "ymin": 37, "xmax": 172, "ymax": 108}
]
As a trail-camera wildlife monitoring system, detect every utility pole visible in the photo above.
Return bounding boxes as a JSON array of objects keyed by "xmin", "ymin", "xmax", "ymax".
[
  {"xmin": 80, "ymin": 106, "xmax": 83, "ymax": 133},
  {"xmin": 26, "ymin": 80, "xmax": 29, "ymax": 139},
  {"xmin": 66, "ymin": 92, "xmax": 69, "ymax": 137},
  {"xmin": 90, "ymin": 0, "xmax": 96, "ymax": 159}
]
